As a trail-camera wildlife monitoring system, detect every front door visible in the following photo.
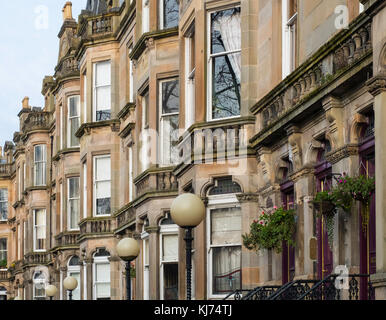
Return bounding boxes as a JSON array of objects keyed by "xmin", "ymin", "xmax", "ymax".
[{"xmin": 359, "ymin": 148, "xmax": 376, "ymax": 299}]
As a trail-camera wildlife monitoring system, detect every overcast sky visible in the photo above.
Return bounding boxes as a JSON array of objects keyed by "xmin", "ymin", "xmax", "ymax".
[{"xmin": 0, "ymin": 0, "xmax": 85, "ymax": 149}]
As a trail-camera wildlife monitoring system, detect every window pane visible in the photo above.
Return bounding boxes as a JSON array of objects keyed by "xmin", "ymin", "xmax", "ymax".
[
  {"xmin": 162, "ymin": 80, "xmax": 179, "ymax": 114},
  {"xmin": 69, "ymin": 199, "xmax": 80, "ymax": 229},
  {"xmin": 96, "ymin": 198, "xmax": 111, "ymax": 216},
  {"xmin": 212, "ymin": 246, "xmax": 241, "ymax": 294},
  {"xmin": 96, "ymin": 157, "xmax": 111, "ymax": 181},
  {"xmin": 161, "ymin": 115, "xmax": 179, "ymax": 165},
  {"xmin": 70, "ymin": 117, "xmax": 80, "ymax": 146},
  {"xmin": 69, "ymin": 272, "xmax": 81, "ymax": 300},
  {"xmin": 163, "ymin": 263, "xmax": 178, "ymax": 300},
  {"xmin": 69, "ymin": 96, "xmax": 80, "ymax": 117},
  {"xmin": 163, "ymin": 0, "xmax": 179, "ymax": 29},
  {"xmin": 212, "ymin": 53, "xmax": 241, "ymax": 119},
  {"xmin": 211, "ymin": 8, "xmax": 241, "ymax": 54},
  {"xmin": 162, "ymin": 234, "xmax": 178, "ymax": 261},
  {"xmin": 69, "ymin": 178, "xmax": 80, "ymax": 198},
  {"xmin": 0, "ymin": 189, "xmax": 7, "ymax": 201},
  {"xmin": 211, "ymin": 207, "xmax": 241, "ymax": 245},
  {"xmin": 96, "ymin": 86, "xmax": 111, "ymax": 111},
  {"xmin": 96, "ymin": 263, "xmax": 110, "ymax": 282},
  {"xmin": 95, "ymin": 61, "xmax": 111, "ymax": 86}
]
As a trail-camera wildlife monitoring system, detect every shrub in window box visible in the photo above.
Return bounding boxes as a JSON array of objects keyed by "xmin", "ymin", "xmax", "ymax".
[
  {"xmin": 0, "ymin": 259, "xmax": 7, "ymax": 268},
  {"xmin": 243, "ymin": 207, "xmax": 296, "ymax": 254}
]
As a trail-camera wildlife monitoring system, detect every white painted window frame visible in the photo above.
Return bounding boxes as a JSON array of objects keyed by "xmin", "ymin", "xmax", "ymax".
[
  {"xmin": 282, "ymin": 0, "xmax": 297, "ymax": 79},
  {"xmin": 83, "ymin": 72, "xmax": 87, "ymax": 124},
  {"xmin": 93, "ymin": 255, "xmax": 111, "ymax": 300},
  {"xmin": 141, "ymin": 229, "xmax": 150, "ymax": 300},
  {"xmin": 185, "ymin": 28, "xmax": 196, "ymax": 131},
  {"xmin": 0, "ymin": 189, "xmax": 8, "ymax": 222},
  {"xmin": 206, "ymin": 6, "xmax": 241, "ymax": 122},
  {"xmin": 67, "ymin": 177, "xmax": 80, "ymax": 231},
  {"xmin": 83, "ymin": 162, "xmax": 87, "ymax": 219},
  {"xmin": 92, "ymin": 61, "xmax": 111, "ymax": 122},
  {"xmin": 159, "ymin": 78, "xmax": 179, "ymax": 166},
  {"xmin": 33, "ymin": 208, "xmax": 46, "ymax": 253},
  {"xmin": 159, "ymin": 223, "xmax": 179, "ymax": 300},
  {"xmin": 67, "ymin": 95, "xmax": 80, "ymax": 148},
  {"xmin": 206, "ymin": 194, "xmax": 241, "ymax": 299},
  {"xmin": 33, "ymin": 144, "xmax": 46, "ymax": 187},
  {"xmin": 67, "ymin": 257, "xmax": 81, "ymax": 300},
  {"xmin": 93, "ymin": 155, "xmax": 111, "ymax": 217},
  {"xmin": 142, "ymin": 0, "xmax": 150, "ymax": 33}
]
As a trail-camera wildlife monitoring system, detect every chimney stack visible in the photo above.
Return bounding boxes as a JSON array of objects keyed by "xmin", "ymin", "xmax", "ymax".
[
  {"xmin": 22, "ymin": 97, "xmax": 30, "ymax": 109},
  {"xmin": 62, "ymin": 2, "xmax": 73, "ymax": 21}
]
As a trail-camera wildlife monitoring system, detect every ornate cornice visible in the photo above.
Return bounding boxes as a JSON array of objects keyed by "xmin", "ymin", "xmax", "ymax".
[
  {"xmin": 325, "ymin": 144, "xmax": 359, "ymax": 165},
  {"xmin": 289, "ymin": 165, "xmax": 315, "ymax": 182},
  {"xmin": 144, "ymin": 226, "xmax": 160, "ymax": 234},
  {"xmin": 366, "ymin": 75, "xmax": 386, "ymax": 96}
]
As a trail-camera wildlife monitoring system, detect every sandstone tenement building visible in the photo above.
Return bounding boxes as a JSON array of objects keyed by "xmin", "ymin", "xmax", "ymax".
[{"xmin": 1, "ymin": 0, "xmax": 386, "ymax": 300}]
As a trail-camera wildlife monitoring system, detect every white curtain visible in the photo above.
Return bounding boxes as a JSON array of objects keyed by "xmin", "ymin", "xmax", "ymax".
[
  {"xmin": 213, "ymin": 10, "xmax": 241, "ymax": 81},
  {"xmin": 36, "ymin": 210, "xmax": 46, "ymax": 239},
  {"xmin": 162, "ymin": 234, "xmax": 178, "ymax": 261},
  {"xmin": 211, "ymin": 207, "xmax": 241, "ymax": 245}
]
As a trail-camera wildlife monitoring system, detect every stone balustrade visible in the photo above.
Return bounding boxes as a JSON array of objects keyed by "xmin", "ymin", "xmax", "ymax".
[
  {"xmin": 0, "ymin": 163, "xmax": 14, "ymax": 177},
  {"xmin": 23, "ymin": 252, "xmax": 52, "ymax": 266},
  {"xmin": 55, "ymin": 231, "xmax": 80, "ymax": 247},
  {"xmin": 134, "ymin": 167, "xmax": 178, "ymax": 198},
  {"xmin": 252, "ymin": 16, "xmax": 372, "ymax": 131},
  {"xmin": 55, "ymin": 55, "xmax": 79, "ymax": 80},
  {"xmin": 0, "ymin": 270, "xmax": 8, "ymax": 280},
  {"xmin": 79, "ymin": 217, "xmax": 113, "ymax": 239},
  {"xmin": 21, "ymin": 111, "xmax": 51, "ymax": 134}
]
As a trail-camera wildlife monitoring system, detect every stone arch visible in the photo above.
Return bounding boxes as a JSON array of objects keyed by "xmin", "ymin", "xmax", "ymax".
[
  {"xmin": 305, "ymin": 139, "xmax": 324, "ymax": 165},
  {"xmin": 274, "ymin": 158, "xmax": 291, "ymax": 183}
]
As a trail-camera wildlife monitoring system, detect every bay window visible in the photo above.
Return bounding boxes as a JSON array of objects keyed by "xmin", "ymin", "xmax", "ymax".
[
  {"xmin": 0, "ymin": 189, "xmax": 8, "ymax": 221},
  {"xmin": 68, "ymin": 177, "xmax": 80, "ymax": 230},
  {"xmin": 34, "ymin": 144, "xmax": 46, "ymax": 186},
  {"xmin": 140, "ymin": 92, "xmax": 150, "ymax": 172},
  {"xmin": 185, "ymin": 26, "xmax": 195, "ymax": 130},
  {"xmin": 159, "ymin": 78, "xmax": 179, "ymax": 165},
  {"xmin": 160, "ymin": 0, "xmax": 179, "ymax": 29},
  {"xmin": 33, "ymin": 209, "xmax": 46, "ymax": 252},
  {"xmin": 93, "ymin": 156, "xmax": 111, "ymax": 216},
  {"xmin": 0, "ymin": 239, "xmax": 7, "ymax": 269},
  {"xmin": 68, "ymin": 95, "xmax": 80, "ymax": 147},
  {"xmin": 93, "ymin": 61, "xmax": 111, "ymax": 122},
  {"xmin": 93, "ymin": 250, "xmax": 111, "ymax": 300},
  {"xmin": 208, "ymin": 7, "xmax": 241, "ymax": 120}
]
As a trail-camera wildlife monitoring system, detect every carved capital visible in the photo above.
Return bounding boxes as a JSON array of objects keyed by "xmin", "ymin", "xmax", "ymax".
[
  {"xmin": 236, "ymin": 193, "xmax": 259, "ymax": 203},
  {"xmin": 366, "ymin": 75, "xmax": 386, "ymax": 97},
  {"xmin": 325, "ymin": 144, "xmax": 359, "ymax": 165}
]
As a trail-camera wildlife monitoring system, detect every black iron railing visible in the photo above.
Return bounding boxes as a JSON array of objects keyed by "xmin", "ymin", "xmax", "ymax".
[
  {"xmin": 223, "ymin": 289, "xmax": 252, "ymax": 300},
  {"xmin": 298, "ymin": 274, "xmax": 375, "ymax": 300},
  {"xmin": 268, "ymin": 280, "xmax": 320, "ymax": 300}
]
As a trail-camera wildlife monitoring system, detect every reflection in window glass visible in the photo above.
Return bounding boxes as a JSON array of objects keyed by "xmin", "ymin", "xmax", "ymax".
[{"xmin": 209, "ymin": 7, "xmax": 241, "ymax": 120}]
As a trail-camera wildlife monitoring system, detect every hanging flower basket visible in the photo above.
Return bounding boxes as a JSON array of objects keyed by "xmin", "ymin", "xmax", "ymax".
[{"xmin": 243, "ymin": 207, "xmax": 296, "ymax": 254}]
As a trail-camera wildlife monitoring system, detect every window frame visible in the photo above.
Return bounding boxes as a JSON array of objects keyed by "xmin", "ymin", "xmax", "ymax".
[
  {"xmin": 67, "ymin": 176, "xmax": 80, "ymax": 231},
  {"xmin": 184, "ymin": 25, "xmax": 196, "ymax": 130},
  {"xmin": 93, "ymin": 155, "xmax": 111, "ymax": 217},
  {"xmin": 67, "ymin": 95, "xmax": 81, "ymax": 148},
  {"xmin": 142, "ymin": 0, "xmax": 150, "ymax": 33},
  {"xmin": 141, "ymin": 228, "xmax": 150, "ymax": 300},
  {"xmin": 33, "ymin": 271, "xmax": 47, "ymax": 300},
  {"xmin": 159, "ymin": 0, "xmax": 180, "ymax": 30},
  {"xmin": 206, "ymin": 194, "xmax": 242, "ymax": 299},
  {"xmin": 33, "ymin": 144, "xmax": 47, "ymax": 187},
  {"xmin": 159, "ymin": 220, "xmax": 179, "ymax": 300},
  {"xmin": 0, "ymin": 238, "xmax": 7, "ymax": 270},
  {"xmin": 92, "ymin": 61, "xmax": 112, "ymax": 122},
  {"xmin": 0, "ymin": 189, "xmax": 8, "ymax": 222},
  {"xmin": 93, "ymin": 254, "xmax": 111, "ymax": 300},
  {"xmin": 159, "ymin": 78, "xmax": 180, "ymax": 166},
  {"xmin": 33, "ymin": 208, "xmax": 46, "ymax": 253},
  {"xmin": 206, "ymin": 6, "xmax": 242, "ymax": 122},
  {"xmin": 67, "ymin": 256, "xmax": 81, "ymax": 300},
  {"xmin": 282, "ymin": 0, "xmax": 298, "ymax": 79}
]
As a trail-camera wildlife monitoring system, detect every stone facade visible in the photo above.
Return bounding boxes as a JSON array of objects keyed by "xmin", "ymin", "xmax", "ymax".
[{"xmin": 0, "ymin": 0, "xmax": 386, "ymax": 301}]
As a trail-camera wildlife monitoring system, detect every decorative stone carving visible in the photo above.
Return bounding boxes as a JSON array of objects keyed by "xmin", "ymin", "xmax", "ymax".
[
  {"xmin": 286, "ymin": 125, "xmax": 303, "ymax": 171},
  {"xmin": 325, "ymin": 144, "xmax": 359, "ymax": 165},
  {"xmin": 367, "ymin": 75, "xmax": 386, "ymax": 97},
  {"xmin": 323, "ymin": 96, "xmax": 344, "ymax": 150},
  {"xmin": 236, "ymin": 193, "xmax": 259, "ymax": 203}
]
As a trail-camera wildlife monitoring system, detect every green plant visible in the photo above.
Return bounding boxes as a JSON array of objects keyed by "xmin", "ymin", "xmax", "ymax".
[
  {"xmin": 339, "ymin": 174, "xmax": 375, "ymax": 230},
  {"xmin": 0, "ymin": 259, "xmax": 7, "ymax": 268},
  {"xmin": 243, "ymin": 207, "xmax": 296, "ymax": 254}
]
